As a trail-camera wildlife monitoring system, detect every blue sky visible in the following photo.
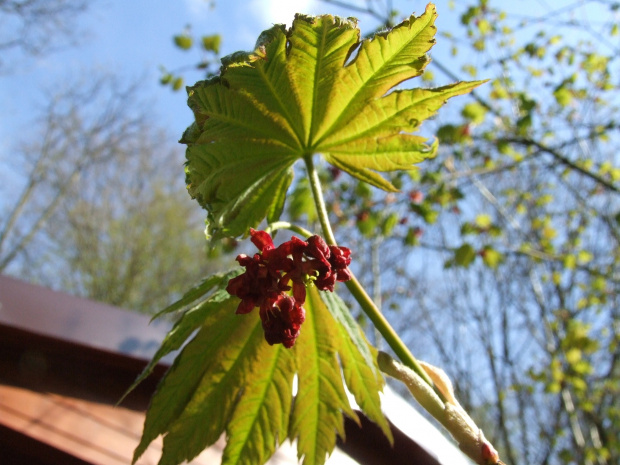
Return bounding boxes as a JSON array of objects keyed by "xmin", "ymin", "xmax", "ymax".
[{"xmin": 0, "ymin": 0, "xmax": 457, "ymax": 154}]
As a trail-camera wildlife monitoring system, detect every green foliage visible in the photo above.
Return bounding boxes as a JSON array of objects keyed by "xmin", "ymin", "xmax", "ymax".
[
  {"xmin": 173, "ymin": 34, "xmax": 193, "ymax": 50},
  {"xmin": 181, "ymin": 5, "xmax": 483, "ymax": 238},
  {"xmin": 453, "ymin": 243, "xmax": 476, "ymax": 267},
  {"xmin": 201, "ymin": 34, "xmax": 221, "ymax": 54},
  {"xmin": 130, "ymin": 280, "xmax": 388, "ymax": 465},
  {"xmin": 461, "ymin": 101, "xmax": 487, "ymax": 124},
  {"xmin": 161, "ymin": 29, "xmax": 222, "ymax": 92}
]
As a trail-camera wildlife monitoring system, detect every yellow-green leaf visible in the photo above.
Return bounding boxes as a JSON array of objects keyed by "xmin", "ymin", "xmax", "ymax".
[
  {"xmin": 182, "ymin": 5, "xmax": 484, "ymax": 238},
  {"xmin": 222, "ymin": 341, "xmax": 295, "ymax": 465},
  {"xmin": 475, "ymin": 213, "xmax": 492, "ymax": 229},
  {"xmin": 133, "ymin": 295, "xmax": 261, "ymax": 464},
  {"xmin": 174, "ymin": 34, "xmax": 193, "ymax": 50},
  {"xmin": 291, "ymin": 286, "xmax": 353, "ymax": 465},
  {"xmin": 321, "ymin": 291, "xmax": 392, "ymax": 442},
  {"xmin": 481, "ymin": 247, "xmax": 503, "ymax": 269}
]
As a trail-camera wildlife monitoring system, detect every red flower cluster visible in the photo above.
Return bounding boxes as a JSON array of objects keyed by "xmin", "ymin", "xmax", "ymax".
[{"xmin": 226, "ymin": 229, "xmax": 352, "ymax": 348}]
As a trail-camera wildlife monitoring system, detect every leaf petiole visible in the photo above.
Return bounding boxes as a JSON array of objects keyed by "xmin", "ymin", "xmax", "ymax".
[{"xmin": 304, "ymin": 154, "xmax": 338, "ymax": 246}]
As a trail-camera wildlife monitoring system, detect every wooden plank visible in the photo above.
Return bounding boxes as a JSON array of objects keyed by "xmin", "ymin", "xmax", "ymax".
[{"xmin": 0, "ymin": 383, "xmax": 223, "ymax": 465}]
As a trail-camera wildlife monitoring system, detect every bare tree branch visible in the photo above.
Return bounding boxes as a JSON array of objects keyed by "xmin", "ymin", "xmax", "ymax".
[
  {"xmin": 0, "ymin": 0, "xmax": 91, "ymax": 69},
  {"xmin": 0, "ymin": 75, "xmax": 147, "ymax": 273}
]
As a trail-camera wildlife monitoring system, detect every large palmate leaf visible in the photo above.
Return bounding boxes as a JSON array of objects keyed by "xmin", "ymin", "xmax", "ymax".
[
  {"xmin": 132, "ymin": 278, "xmax": 387, "ymax": 465},
  {"xmin": 181, "ymin": 4, "xmax": 484, "ymax": 238}
]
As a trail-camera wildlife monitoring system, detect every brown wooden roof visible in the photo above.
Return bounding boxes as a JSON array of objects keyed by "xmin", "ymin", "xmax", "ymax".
[{"xmin": 0, "ymin": 275, "xmax": 218, "ymax": 464}]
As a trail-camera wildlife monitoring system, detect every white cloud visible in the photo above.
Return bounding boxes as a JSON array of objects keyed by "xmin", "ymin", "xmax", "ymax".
[
  {"xmin": 183, "ymin": 0, "xmax": 213, "ymax": 19},
  {"xmin": 251, "ymin": 0, "xmax": 319, "ymax": 27}
]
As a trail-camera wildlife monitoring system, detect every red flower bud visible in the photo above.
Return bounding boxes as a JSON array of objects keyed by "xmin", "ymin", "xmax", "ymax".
[
  {"xmin": 227, "ymin": 230, "xmax": 351, "ymax": 348},
  {"xmin": 306, "ymin": 235, "xmax": 331, "ymax": 266},
  {"xmin": 249, "ymin": 228, "xmax": 274, "ymax": 252},
  {"xmin": 261, "ymin": 295, "xmax": 305, "ymax": 348}
]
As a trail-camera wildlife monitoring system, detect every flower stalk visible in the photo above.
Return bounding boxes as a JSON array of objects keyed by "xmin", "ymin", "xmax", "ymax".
[{"xmin": 265, "ymin": 221, "xmax": 314, "ymax": 238}]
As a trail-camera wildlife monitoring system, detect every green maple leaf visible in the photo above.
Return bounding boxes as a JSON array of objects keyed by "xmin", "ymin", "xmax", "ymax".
[
  {"xmin": 182, "ymin": 4, "xmax": 484, "ymax": 238},
  {"xmin": 131, "ymin": 279, "xmax": 388, "ymax": 465}
]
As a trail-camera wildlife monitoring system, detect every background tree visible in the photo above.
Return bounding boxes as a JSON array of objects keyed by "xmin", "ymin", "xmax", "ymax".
[
  {"xmin": 0, "ymin": 77, "xmax": 145, "ymax": 273},
  {"xmin": 37, "ymin": 124, "xmax": 221, "ymax": 313},
  {"xmin": 0, "ymin": 75, "xmax": 224, "ymax": 312},
  {"xmin": 1, "ymin": 1, "xmax": 229, "ymax": 312},
  {"xmin": 0, "ymin": 0, "xmax": 91, "ymax": 70}
]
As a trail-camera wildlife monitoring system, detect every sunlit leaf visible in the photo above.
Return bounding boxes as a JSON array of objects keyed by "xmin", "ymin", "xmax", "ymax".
[
  {"xmin": 181, "ymin": 5, "xmax": 483, "ymax": 238},
  {"xmin": 454, "ymin": 243, "xmax": 476, "ymax": 267},
  {"xmin": 474, "ymin": 213, "xmax": 492, "ymax": 229},
  {"xmin": 290, "ymin": 286, "xmax": 354, "ymax": 465},
  {"xmin": 202, "ymin": 34, "xmax": 221, "ymax": 54},
  {"xmin": 461, "ymin": 101, "xmax": 487, "ymax": 124},
  {"xmin": 172, "ymin": 77, "xmax": 184, "ymax": 91},
  {"xmin": 321, "ymin": 291, "xmax": 392, "ymax": 442},
  {"xmin": 120, "ymin": 272, "xmax": 239, "ymax": 403},
  {"xmin": 174, "ymin": 34, "xmax": 193, "ymax": 50},
  {"xmin": 221, "ymin": 337, "xmax": 295, "ymax": 465},
  {"xmin": 481, "ymin": 247, "xmax": 502, "ymax": 269},
  {"xmin": 577, "ymin": 250, "xmax": 593, "ymax": 264},
  {"xmin": 132, "ymin": 294, "xmax": 261, "ymax": 464}
]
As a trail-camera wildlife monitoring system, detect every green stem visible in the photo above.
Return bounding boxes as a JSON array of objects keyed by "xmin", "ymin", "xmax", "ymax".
[
  {"xmin": 304, "ymin": 155, "xmax": 337, "ymax": 245},
  {"xmin": 266, "ymin": 221, "xmax": 313, "ymax": 238},
  {"xmin": 345, "ymin": 274, "xmax": 439, "ymax": 390},
  {"xmin": 303, "ymin": 155, "xmax": 444, "ymax": 400}
]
